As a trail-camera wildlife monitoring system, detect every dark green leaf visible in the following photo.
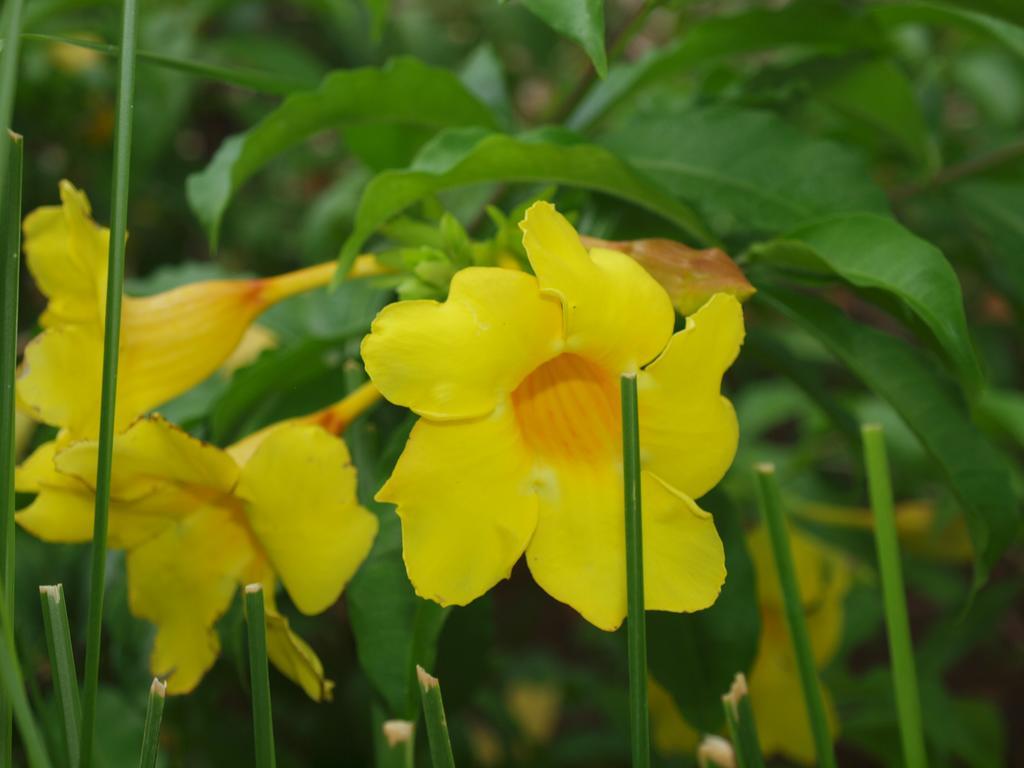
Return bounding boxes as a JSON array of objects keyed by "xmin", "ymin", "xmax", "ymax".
[
  {"xmin": 750, "ymin": 213, "xmax": 983, "ymax": 396},
  {"xmin": 871, "ymin": 1, "xmax": 1024, "ymax": 60},
  {"xmin": 601, "ymin": 106, "xmax": 888, "ymax": 237},
  {"xmin": 648, "ymin": 490, "xmax": 759, "ymax": 733},
  {"xmin": 569, "ymin": 0, "xmax": 880, "ymax": 129},
  {"xmin": 336, "ymin": 126, "xmax": 713, "ymax": 277},
  {"xmin": 186, "ymin": 57, "xmax": 499, "ymax": 248},
  {"xmin": 521, "ymin": 0, "xmax": 606, "ymax": 77},
  {"xmin": 756, "ymin": 282, "xmax": 1018, "ymax": 588},
  {"xmin": 954, "ymin": 179, "xmax": 1024, "ymax": 311}
]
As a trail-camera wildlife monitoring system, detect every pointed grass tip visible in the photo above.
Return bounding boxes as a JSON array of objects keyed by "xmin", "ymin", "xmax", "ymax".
[
  {"xmin": 382, "ymin": 720, "xmax": 414, "ymax": 747},
  {"xmin": 721, "ymin": 672, "xmax": 749, "ymax": 719},
  {"xmin": 244, "ymin": 583, "xmax": 263, "ymax": 595},
  {"xmin": 753, "ymin": 462, "xmax": 775, "ymax": 475},
  {"xmin": 149, "ymin": 678, "xmax": 167, "ymax": 698},
  {"xmin": 861, "ymin": 422, "xmax": 883, "ymax": 435},
  {"xmin": 39, "ymin": 584, "xmax": 62, "ymax": 602},
  {"xmin": 697, "ymin": 734, "xmax": 736, "ymax": 768},
  {"xmin": 416, "ymin": 665, "xmax": 439, "ymax": 692}
]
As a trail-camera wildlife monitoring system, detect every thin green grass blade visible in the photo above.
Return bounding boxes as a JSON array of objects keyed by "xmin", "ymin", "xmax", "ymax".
[
  {"xmin": 753, "ymin": 463, "xmax": 837, "ymax": 768},
  {"xmin": 416, "ymin": 666, "xmax": 455, "ymax": 768},
  {"xmin": 381, "ymin": 720, "xmax": 415, "ymax": 768},
  {"xmin": 862, "ymin": 424, "xmax": 927, "ymax": 768},
  {"xmin": 39, "ymin": 586, "xmax": 81, "ymax": 767},
  {"xmin": 721, "ymin": 673, "xmax": 764, "ymax": 768},
  {"xmin": 80, "ymin": 0, "xmax": 140, "ymax": 765},
  {"xmin": 620, "ymin": 373, "xmax": 650, "ymax": 768},
  {"xmin": 137, "ymin": 678, "xmax": 166, "ymax": 768},
  {"xmin": 19, "ymin": 33, "xmax": 313, "ymax": 95},
  {"xmin": 0, "ymin": 617, "xmax": 52, "ymax": 768},
  {"xmin": 0, "ymin": 130, "xmax": 21, "ymax": 768},
  {"xmin": 244, "ymin": 584, "xmax": 276, "ymax": 768}
]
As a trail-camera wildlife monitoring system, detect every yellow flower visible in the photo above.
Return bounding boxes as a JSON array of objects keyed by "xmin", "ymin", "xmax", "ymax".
[
  {"xmin": 361, "ymin": 202, "xmax": 744, "ymax": 630},
  {"xmin": 18, "ymin": 181, "xmax": 337, "ymax": 439},
  {"xmin": 15, "ymin": 387, "xmax": 381, "ymax": 698}
]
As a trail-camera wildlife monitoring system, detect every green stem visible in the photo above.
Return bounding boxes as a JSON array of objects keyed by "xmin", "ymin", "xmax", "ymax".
[
  {"xmin": 80, "ymin": 1, "xmax": 140, "ymax": 765},
  {"xmin": 862, "ymin": 425, "xmax": 927, "ymax": 768},
  {"xmin": 753, "ymin": 464, "xmax": 836, "ymax": 768},
  {"xmin": 18, "ymin": 33, "xmax": 313, "ymax": 95},
  {"xmin": 137, "ymin": 678, "xmax": 166, "ymax": 768},
  {"xmin": 721, "ymin": 674, "xmax": 764, "ymax": 768},
  {"xmin": 0, "ymin": 129, "xmax": 22, "ymax": 768},
  {"xmin": 416, "ymin": 666, "xmax": 455, "ymax": 768},
  {"xmin": 244, "ymin": 585, "xmax": 276, "ymax": 768},
  {"xmin": 381, "ymin": 720, "xmax": 416, "ymax": 768},
  {"xmin": 39, "ymin": 586, "xmax": 81, "ymax": 767},
  {"xmin": 620, "ymin": 373, "xmax": 650, "ymax": 768},
  {"xmin": 0, "ymin": 601, "xmax": 51, "ymax": 768}
]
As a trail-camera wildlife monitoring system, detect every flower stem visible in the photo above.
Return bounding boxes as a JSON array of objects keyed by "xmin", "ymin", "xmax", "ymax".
[
  {"xmin": 80, "ymin": 0, "xmax": 139, "ymax": 764},
  {"xmin": 244, "ymin": 584, "xmax": 276, "ymax": 768},
  {"xmin": 620, "ymin": 373, "xmax": 650, "ymax": 768},
  {"xmin": 721, "ymin": 673, "xmax": 764, "ymax": 768},
  {"xmin": 39, "ymin": 586, "xmax": 81, "ymax": 767},
  {"xmin": 0, "ymin": 130, "xmax": 23, "ymax": 768},
  {"xmin": 862, "ymin": 424, "xmax": 927, "ymax": 768},
  {"xmin": 137, "ymin": 678, "xmax": 166, "ymax": 768},
  {"xmin": 753, "ymin": 464, "xmax": 836, "ymax": 768},
  {"xmin": 416, "ymin": 666, "xmax": 455, "ymax": 768}
]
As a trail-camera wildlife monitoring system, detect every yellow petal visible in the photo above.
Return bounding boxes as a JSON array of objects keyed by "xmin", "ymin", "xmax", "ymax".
[
  {"xmin": 265, "ymin": 609, "xmax": 335, "ymax": 702},
  {"xmin": 525, "ymin": 465, "xmax": 724, "ymax": 631},
  {"xmin": 519, "ymin": 202, "xmax": 674, "ymax": 373},
  {"xmin": 377, "ymin": 406, "xmax": 537, "ymax": 606},
  {"xmin": 18, "ymin": 325, "xmax": 105, "ymax": 437},
  {"xmin": 22, "ymin": 181, "xmax": 107, "ymax": 328},
  {"xmin": 127, "ymin": 504, "xmax": 254, "ymax": 695},
  {"xmin": 637, "ymin": 293, "xmax": 744, "ymax": 499},
  {"xmin": 648, "ymin": 678, "xmax": 700, "ymax": 757},
  {"xmin": 236, "ymin": 424, "xmax": 378, "ymax": 615},
  {"xmin": 54, "ymin": 416, "xmax": 239, "ymax": 500},
  {"xmin": 16, "ymin": 487, "xmax": 96, "ymax": 544},
  {"xmin": 14, "ymin": 439, "xmax": 66, "ymax": 493},
  {"xmin": 362, "ymin": 267, "xmax": 562, "ymax": 420}
]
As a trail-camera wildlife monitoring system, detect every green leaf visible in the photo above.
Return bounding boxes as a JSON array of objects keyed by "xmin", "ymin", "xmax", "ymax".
[
  {"xmin": 954, "ymin": 179, "xmax": 1024, "ymax": 312},
  {"xmin": 756, "ymin": 282, "xmax": 1018, "ymax": 588},
  {"xmin": 871, "ymin": 1, "xmax": 1024, "ymax": 60},
  {"xmin": 648, "ymin": 490, "xmax": 759, "ymax": 733},
  {"xmin": 750, "ymin": 213, "xmax": 984, "ymax": 397},
  {"xmin": 521, "ymin": 0, "xmax": 606, "ymax": 77},
  {"xmin": 186, "ymin": 57, "xmax": 498, "ymax": 248},
  {"xmin": 336, "ymin": 126, "xmax": 713, "ymax": 277},
  {"xmin": 600, "ymin": 106, "xmax": 888, "ymax": 237},
  {"xmin": 568, "ymin": 0, "xmax": 880, "ymax": 130}
]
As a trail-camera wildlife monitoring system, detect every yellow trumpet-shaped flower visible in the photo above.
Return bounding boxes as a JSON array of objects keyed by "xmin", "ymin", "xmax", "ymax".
[
  {"xmin": 15, "ymin": 386, "xmax": 381, "ymax": 698},
  {"xmin": 361, "ymin": 202, "xmax": 744, "ymax": 630},
  {"xmin": 649, "ymin": 527, "xmax": 851, "ymax": 764},
  {"xmin": 18, "ymin": 181, "xmax": 337, "ymax": 439}
]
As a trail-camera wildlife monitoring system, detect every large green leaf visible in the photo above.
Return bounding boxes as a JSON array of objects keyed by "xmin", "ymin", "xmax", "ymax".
[
  {"xmin": 750, "ymin": 213, "xmax": 984, "ymax": 396},
  {"xmin": 756, "ymin": 283, "xmax": 1018, "ymax": 587},
  {"xmin": 336, "ymin": 126, "xmax": 713, "ymax": 276},
  {"xmin": 600, "ymin": 106, "xmax": 888, "ymax": 237},
  {"xmin": 648, "ymin": 490, "xmax": 759, "ymax": 733},
  {"xmin": 568, "ymin": 0, "xmax": 880, "ymax": 130},
  {"xmin": 521, "ymin": 0, "xmax": 606, "ymax": 77},
  {"xmin": 186, "ymin": 57, "xmax": 498, "ymax": 248}
]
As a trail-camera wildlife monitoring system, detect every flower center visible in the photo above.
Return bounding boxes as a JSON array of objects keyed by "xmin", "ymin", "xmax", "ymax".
[{"xmin": 511, "ymin": 353, "xmax": 620, "ymax": 464}]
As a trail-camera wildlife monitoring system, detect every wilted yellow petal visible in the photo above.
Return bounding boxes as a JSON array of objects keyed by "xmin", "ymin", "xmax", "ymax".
[
  {"xmin": 377, "ymin": 407, "xmax": 537, "ymax": 606},
  {"xmin": 520, "ymin": 202, "xmax": 674, "ymax": 373},
  {"xmin": 237, "ymin": 424, "xmax": 377, "ymax": 615},
  {"xmin": 127, "ymin": 504, "xmax": 254, "ymax": 695},
  {"xmin": 362, "ymin": 267, "xmax": 562, "ymax": 420},
  {"xmin": 638, "ymin": 294, "xmax": 744, "ymax": 499}
]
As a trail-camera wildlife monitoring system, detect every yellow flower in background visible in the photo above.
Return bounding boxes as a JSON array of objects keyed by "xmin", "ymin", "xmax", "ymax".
[
  {"xmin": 18, "ymin": 181, "xmax": 337, "ymax": 439},
  {"xmin": 15, "ymin": 387, "xmax": 381, "ymax": 698},
  {"xmin": 362, "ymin": 202, "xmax": 744, "ymax": 630},
  {"xmin": 649, "ymin": 527, "xmax": 851, "ymax": 764}
]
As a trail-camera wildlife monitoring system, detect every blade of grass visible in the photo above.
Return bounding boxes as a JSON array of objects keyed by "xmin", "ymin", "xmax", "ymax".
[
  {"xmin": 0, "ymin": 603, "xmax": 52, "ymax": 768},
  {"xmin": 620, "ymin": 372, "xmax": 650, "ymax": 768},
  {"xmin": 80, "ymin": 0, "xmax": 140, "ymax": 765},
  {"xmin": 381, "ymin": 720, "xmax": 415, "ymax": 768},
  {"xmin": 19, "ymin": 33, "xmax": 314, "ymax": 95},
  {"xmin": 721, "ymin": 673, "xmax": 764, "ymax": 768},
  {"xmin": 244, "ymin": 584, "xmax": 276, "ymax": 768},
  {"xmin": 137, "ymin": 678, "xmax": 166, "ymax": 768},
  {"xmin": 862, "ymin": 424, "xmax": 927, "ymax": 768},
  {"xmin": 0, "ymin": 130, "xmax": 21, "ymax": 768},
  {"xmin": 39, "ymin": 586, "xmax": 80, "ymax": 767},
  {"xmin": 416, "ymin": 666, "xmax": 454, "ymax": 768},
  {"xmin": 753, "ymin": 463, "xmax": 837, "ymax": 768}
]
